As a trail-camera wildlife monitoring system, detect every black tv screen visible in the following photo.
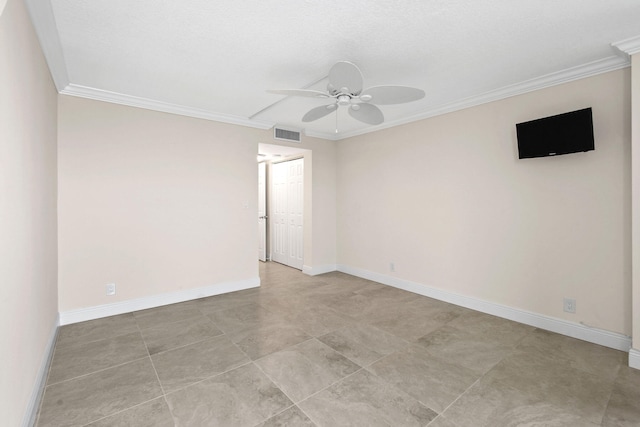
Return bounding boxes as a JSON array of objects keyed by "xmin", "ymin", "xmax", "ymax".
[{"xmin": 516, "ymin": 108, "xmax": 594, "ymax": 159}]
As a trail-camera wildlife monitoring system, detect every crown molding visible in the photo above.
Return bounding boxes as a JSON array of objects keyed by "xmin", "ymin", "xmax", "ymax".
[
  {"xmin": 24, "ymin": 0, "xmax": 70, "ymax": 91},
  {"xmin": 57, "ymin": 53, "xmax": 629, "ymax": 141},
  {"xmin": 61, "ymin": 84, "xmax": 275, "ymax": 130},
  {"xmin": 612, "ymin": 35, "xmax": 640, "ymax": 56},
  {"xmin": 303, "ymin": 129, "xmax": 340, "ymax": 141},
  {"xmin": 336, "ymin": 55, "xmax": 630, "ymax": 140},
  {"xmin": 31, "ymin": 0, "xmax": 631, "ymax": 144}
]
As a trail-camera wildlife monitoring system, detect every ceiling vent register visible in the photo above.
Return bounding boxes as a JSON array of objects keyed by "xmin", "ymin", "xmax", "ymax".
[{"xmin": 274, "ymin": 127, "xmax": 302, "ymax": 143}]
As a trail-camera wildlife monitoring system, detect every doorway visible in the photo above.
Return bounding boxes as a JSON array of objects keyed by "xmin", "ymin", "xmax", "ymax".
[
  {"xmin": 258, "ymin": 161, "xmax": 267, "ymax": 262},
  {"xmin": 271, "ymin": 158, "xmax": 304, "ymax": 270},
  {"xmin": 257, "ymin": 143, "xmax": 309, "ymax": 271}
]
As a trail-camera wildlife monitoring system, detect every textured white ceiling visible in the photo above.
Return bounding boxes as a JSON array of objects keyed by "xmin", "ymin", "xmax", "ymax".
[{"xmin": 28, "ymin": 0, "xmax": 640, "ymax": 139}]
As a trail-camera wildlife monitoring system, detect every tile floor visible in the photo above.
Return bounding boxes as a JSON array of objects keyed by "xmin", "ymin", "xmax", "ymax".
[{"xmin": 36, "ymin": 262, "xmax": 640, "ymax": 426}]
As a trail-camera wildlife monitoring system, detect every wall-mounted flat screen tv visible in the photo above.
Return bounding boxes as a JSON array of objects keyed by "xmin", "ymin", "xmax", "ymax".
[{"xmin": 516, "ymin": 108, "xmax": 594, "ymax": 159}]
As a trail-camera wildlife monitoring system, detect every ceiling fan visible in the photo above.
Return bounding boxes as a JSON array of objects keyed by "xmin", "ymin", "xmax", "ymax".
[{"xmin": 268, "ymin": 61, "xmax": 425, "ymax": 126}]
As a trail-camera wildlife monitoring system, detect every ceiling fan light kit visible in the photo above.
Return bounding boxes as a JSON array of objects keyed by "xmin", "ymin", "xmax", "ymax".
[{"xmin": 268, "ymin": 61, "xmax": 425, "ymax": 127}]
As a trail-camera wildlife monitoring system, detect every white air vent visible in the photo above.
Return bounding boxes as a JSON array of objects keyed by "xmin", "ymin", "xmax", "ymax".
[{"xmin": 274, "ymin": 127, "xmax": 301, "ymax": 143}]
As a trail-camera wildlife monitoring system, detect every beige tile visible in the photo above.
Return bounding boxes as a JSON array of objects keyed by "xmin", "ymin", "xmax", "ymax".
[
  {"xmin": 298, "ymin": 369, "xmax": 437, "ymax": 427},
  {"xmin": 515, "ymin": 329, "xmax": 624, "ymax": 381},
  {"xmin": 256, "ymin": 292, "xmax": 321, "ymax": 315},
  {"xmin": 205, "ymin": 302, "xmax": 286, "ymax": 334},
  {"xmin": 602, "ymin": 365, "xmax": 640, "ymax": 426},
  {"xmin": 166, "ymin": 363, "xmax": 292, "ymax": 427},
  {"xmin": 196, "ymin": 289, "xmax": 265, "ymax": 314},
  {"xmin": 140, "ymin": 315, "xmax": 223, "ymax": 355},
  {"xmin": 37, "ymin": 261, "xmax": 639, "ymax": 426},
  {"xmin": 151, "ymin": 335, "xmax": 250, "ymax": 392},
  {"xmin": 133, "ymin": 303, "xmax": 203, "ymax": 330},
  {"xmin": 318, "ymin": 323, "xmax": 409, "ymax": 366},
  {"xmin": 55, "ymin": 314, "xmax": 139, "ymax": 349},
  {"xmin": 415, "ymin": 325, "xmax": 515, "ymax": 375},
  {"xmin": 37, "ymin": 358, "xmax": 163, "ymax": 426},
  {"xmin": 326, "ymin": 291, "xmax": 409, "ymax": 320},
  {"xmin": 456, "ymin": 350, "xmax": 616, "ymax": 425},
  {"xmin": 229, "ymin": 323, "xmax": 311, "ymax": 360},
  {"xmin": 442, "ymin": 377, "xmax": 599, "ymax": 427},
  {"xmin": 256, "ymin": 339, "xmax": 360, "ymax": 402},
  {"xmin": 48, "ymin": 331, "xmax": 148, "ymax": 384},
  {"xmin": 255, "ymin": 406, "xmax": 316, "ymax": 427},
  {"xmin": 427, "ymin": 416, "xmax": 459, "ymax": 427},
  {"xmin": 445, "ymin": 310, "xmax": 535, "ymax": 345},
  {"xmin": 85, "ymin": 397, "xmax": 174, "ymax": 427},
  {"xmin": 367, "ymin": 298, "xmax": 464, "ymax": 341},
  {"xmin": 368, "ymin": 344, "xmax": 480, "ymax": 413},
  {"xmin": 277, "ymin": 304, "xmax": 358, "ymax": 337}
]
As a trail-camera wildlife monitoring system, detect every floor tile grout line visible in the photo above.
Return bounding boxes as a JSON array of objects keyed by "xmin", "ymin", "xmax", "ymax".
[
  {"xmin": 136, "ymin": 321, "xmax": 177, "ymax": 425},
  {"xmin": 294, "ymin": 366, "xmax": 365, "ymax": 407},
  {"xmin": 292, "ymin": 367, "xmax": 367, "ymax": 426},
  {"xmin": 43, "ymin": 354, "xmax": 153, "ymax": 388},
  {"xmin": 597, "ymin": 361, "xmax": 624, "ymax": 426},
  {"xmin": 38, "ymin": 262, "xmax": 631, "ymax": 426},
  {"xmin": 78, "ymin": 396, "xmax": 167, "ymax": 427},
  {"xmin": 425, "ymin": 330, "xmax": 532, "ymax": 421},
  {"xmin": 134, "ymin": 312, "xmax": 209, "ymax": 332},
  {"xmin": 53, "ymin": 327, "xmax": 140, "ymax": 353},
  {"xmin": 250, "ymin": 360, "xmax": 300, "ymax": 423},
  {"xmin": 248, "ymin": 403, "xmax": 299, "ymax": 427},
  {"xmin": 159, "ymin": 359, "xmax": 255, "ymax": 398},
  {"xmin": 144, "ymin": 331, "xmax": 227, "ymax": 357}
]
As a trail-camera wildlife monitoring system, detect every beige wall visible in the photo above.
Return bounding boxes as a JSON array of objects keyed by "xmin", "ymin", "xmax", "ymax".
[
  {"xmin": 337, "ymin": 69, "xmax": 632, "ymax": 335},
  {"xmin": 0, "ymin": 0, "xmax": 59, "ymax": 424},
  {"xmin": 632, "ymin": 54, "xmax": 640, "ymax": 351},
  {"xmin": 58, "ymin": 96, "xmax": 337, "ymax": 312}
]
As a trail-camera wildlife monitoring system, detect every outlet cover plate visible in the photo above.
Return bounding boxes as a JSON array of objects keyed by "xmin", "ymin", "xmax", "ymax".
[
  {"xmin": 106, "ymin": 283, "xmax": 116, "ymax": 296},
  {"xmin": 563, "ymin": 298, "xmax": 576, "ymax": 313}
]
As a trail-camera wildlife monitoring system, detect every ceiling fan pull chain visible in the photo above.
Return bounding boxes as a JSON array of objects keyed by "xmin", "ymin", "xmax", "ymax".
[{"xmin": 335, "ymin": 109, "xmax": 339, "ymax": 133}]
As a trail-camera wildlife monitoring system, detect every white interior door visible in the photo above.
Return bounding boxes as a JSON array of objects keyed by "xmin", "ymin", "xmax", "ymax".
[
  {"xmin": 258, "ymin": 162, "xmax": 267, "ymax": 262},
  {"xmin": 270, "ymin": 158, "xmax": 303, "ymax": 269},
  {"xmin": 271, "ymin": 160, "xmax": 288, "ymax": 265},
  {"xmin": 287, "ymin": 159, "xmax": 304, "ymax": 269}
]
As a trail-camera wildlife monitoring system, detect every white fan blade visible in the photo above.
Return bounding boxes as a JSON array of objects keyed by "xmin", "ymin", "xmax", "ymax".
[
  {"xmin": 267, "ymin": 89, "xmax": 329, "ymax": 98},
  {"xmin": 348, "ymin": 103, "xmax": 384, "ymax": 125},
  {"xmin": 360, "ymin": 85, "xmax": 425, "ymax": 105},
  {"xmin": 302, "ymin": 104, "xmax": 337, "ymax": 122},
  {"xmin": 328, "ymin": 61, "xmax": 363, "ymax": 95}
]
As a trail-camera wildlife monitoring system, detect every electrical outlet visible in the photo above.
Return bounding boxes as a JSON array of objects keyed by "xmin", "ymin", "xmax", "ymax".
[
  {"xmin": 106, "ymin": 283, "xmax": 116, "ymax": 296},
  {"xmin": 563, "ymin": 298, "xmax": 576, "ymax": 313},
  {"xmin": 390, "ymin": 262, "xmax": 395, "ymax": 272}
]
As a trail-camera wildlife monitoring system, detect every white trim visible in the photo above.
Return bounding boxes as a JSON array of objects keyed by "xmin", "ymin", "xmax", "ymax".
[
  {"xmin": 59, "ymin": 277, "xmax": 260, "ymax": 325},
  {"xmin": 612, "ymin": 35, "xmax": 640, "ymax": 57},
  {"xmin": 630, "ymin": 349, "xmax": 640, "ymax": 370},
  {"xmin": 23, "ymin": 1, "xmax": 633, "ymax": 142},
  {"xmin": 336, "ymin": 264, "xmax": 632, "ymax": 352},
  {"xmin": 24, "ymin": 0, "xmax": 70, "ymax": 91},
  {"xmin": 337, "ymin": 56, "xmax": 630, "ymax": 141},
  {"xmin": 304, "ymin": 129, "xmax": 339, "ymax": 141},
  {"xmin": 22, "ymin": 314, "xmax": 59, "ymax": 427},
  {"xmin": 60, "ymin": 84, "xmax": 275, "ymax": 130},
  {"xmin": 302, "ymin": 264, "xmax": 337, "ymax": 276}
]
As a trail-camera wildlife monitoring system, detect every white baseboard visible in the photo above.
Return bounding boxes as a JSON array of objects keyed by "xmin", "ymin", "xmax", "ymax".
[
  {"xmin": 630, "ymin": 349, "xmax": 640, "ymax": 370},
  {"xmin": 336, "ymin": 264, "xmax": 632, "ymax": 352},
  {"xmin": 22, "ymin": 314, "xmax": 59, "ymax": 427},
  {"xmin": 302, "ymin": 264, "xmax": 337, "ymax": 276},
  {"xmin": 59, "ymin": 277, "xmax": 260, "ymax": 325}
]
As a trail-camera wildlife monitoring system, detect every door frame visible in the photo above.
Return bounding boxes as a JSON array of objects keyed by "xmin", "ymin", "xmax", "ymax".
[{"xmin": 258, "ymin": 143, "xmax": 311, "ymax": 271}]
